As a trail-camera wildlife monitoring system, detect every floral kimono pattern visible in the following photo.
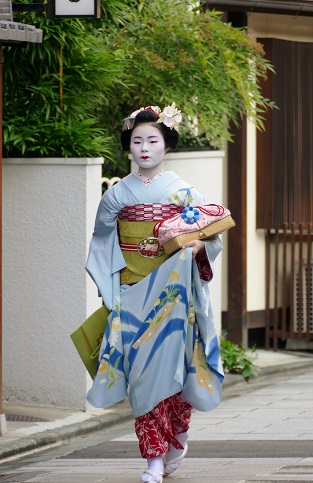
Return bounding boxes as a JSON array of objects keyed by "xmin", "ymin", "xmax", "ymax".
[{"xmin": 86, "ymin": 171, "xmax": 224, "ymax": 418}]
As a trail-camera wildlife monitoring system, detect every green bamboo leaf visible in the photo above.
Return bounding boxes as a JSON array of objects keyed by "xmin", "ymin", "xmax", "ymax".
[
  {"xmin": 3, "ymin": 0, "xmax": 274, "ymax": 164},
  {"xmin": 114, "ymin": 356, "xmax": 121, "ymax": 369}
]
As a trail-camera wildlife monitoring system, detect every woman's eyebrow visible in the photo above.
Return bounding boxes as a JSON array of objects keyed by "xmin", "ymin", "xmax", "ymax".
[{"xmin": 132, "ymin": 135, "xmax": 159, "ymax": 139}]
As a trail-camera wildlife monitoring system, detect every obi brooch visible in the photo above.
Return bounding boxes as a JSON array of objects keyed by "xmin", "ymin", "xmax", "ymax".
[{"xmin": 137, "ymin": 237, "xmax": 165, "ymax": 258}]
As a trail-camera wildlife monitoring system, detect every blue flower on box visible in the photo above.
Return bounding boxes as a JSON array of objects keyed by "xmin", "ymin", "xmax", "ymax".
[{"xmin": 181, "ymin": 206, "xmax": 200, "ymax": 224}]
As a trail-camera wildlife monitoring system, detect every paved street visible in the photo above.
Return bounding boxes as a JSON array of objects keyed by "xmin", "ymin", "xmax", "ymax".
[{"xmin": 0, "ymin": 367, "xmax": 313, "ymax": 482}]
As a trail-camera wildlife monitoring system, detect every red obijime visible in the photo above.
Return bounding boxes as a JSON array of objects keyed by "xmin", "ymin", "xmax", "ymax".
[{"xmin": 118, "ymin": 204, "xmax": 212, "ymax": 281}]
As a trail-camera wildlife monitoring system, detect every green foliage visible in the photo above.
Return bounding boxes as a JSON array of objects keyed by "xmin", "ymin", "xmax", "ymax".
[
  {"xmin": 4, "ymin": 0, "xmax": 130, "ymax": 163},
  {"xmin": 109, "ymin": 0, "xmax": 275, "ymax": 150},
  {"xmin": 4, "ymin": 0, "xmax": 274, "ymax": 173},
  {"xmin": 220, "ymin": 332, "xmax": 258, "ymax": 381}
]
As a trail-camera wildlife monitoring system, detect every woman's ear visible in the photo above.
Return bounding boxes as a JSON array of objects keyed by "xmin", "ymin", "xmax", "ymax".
[{"xmin": 165, "ymin": 146, "xmax": 170, "ymax": 153}]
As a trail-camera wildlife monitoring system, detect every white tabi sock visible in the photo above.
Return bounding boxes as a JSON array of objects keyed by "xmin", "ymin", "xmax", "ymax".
[
  {"xmin": 141, "ymin": 455, "xmax": 164, "ymax": 482},
  {"xmin": 164, "ymin": 430, "xmax": 188, "ymax": 476}
]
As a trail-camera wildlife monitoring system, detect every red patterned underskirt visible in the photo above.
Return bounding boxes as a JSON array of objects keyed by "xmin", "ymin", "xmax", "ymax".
[
  {"xmin": 118, "ymin": 203, "xmax": 182, "ymax": 221},
  {"xmin": 135, "ymin": 393, "xmax": 192, "ymax": 458}
]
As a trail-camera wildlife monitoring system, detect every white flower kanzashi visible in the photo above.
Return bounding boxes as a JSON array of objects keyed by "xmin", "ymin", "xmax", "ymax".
[
  {"xmin": 122, "ymin": 106, "xmax": 162, "ymax": 131},
  {"xmin": 122, "ymin": 103, "xmax": 182, "ymax": 131},
  {"xmin": 157, "ymin": 102, "xmax": 182, "ymax": 131},
  {"xmin": 130, "ymin": 106, "xmax": 161, "ymax": 118}
]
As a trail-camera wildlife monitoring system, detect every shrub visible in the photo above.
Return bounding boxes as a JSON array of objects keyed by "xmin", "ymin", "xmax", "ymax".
[
  {"xmin": 5, "ymin": 0, "xmax": 274, "ymax": 176},
  {"xmin": 108, "ymin": 1, "xmax": 275, "ymax": 150},
  {"xmin": 220, "ymin": 332, "xmax": 258, "ymax": 381},
  {"xmin": 3, "ymin": 1, "xmax": 130, "ymax": 161}
]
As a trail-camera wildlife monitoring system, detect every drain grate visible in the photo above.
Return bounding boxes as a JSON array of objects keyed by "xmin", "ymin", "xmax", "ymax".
[
  {"xmin": 0, "ymin": 476, "xmax": 21, "ymax": 481},
  {"xmin": 0, "ymin": 475, "xmax": 23, "ymax": 481},
  {"xmin": 5, "ymin": 414, "xmax": 47, "ymax": 422}
]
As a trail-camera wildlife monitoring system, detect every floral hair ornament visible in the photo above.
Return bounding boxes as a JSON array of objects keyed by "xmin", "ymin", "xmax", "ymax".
[
  {"xmin": 122, "ymin": 106, "xmax": 161, "ymax": 131},
  {"xmin": 121, "ymin": 103, "xmax": 182, "ymax": 131},
  {"xmin": 157, "ymin": 102, "xmax": 182, "ymax": 131}
]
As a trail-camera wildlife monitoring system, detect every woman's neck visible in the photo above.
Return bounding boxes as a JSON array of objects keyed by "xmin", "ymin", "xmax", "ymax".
[{"xmin": 137, "ymin": 164, "xmax": 164, "ymax": 178}]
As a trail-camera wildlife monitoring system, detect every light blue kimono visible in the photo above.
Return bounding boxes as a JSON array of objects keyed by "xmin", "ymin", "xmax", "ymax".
[{"xmin": 86, "ymin": 171, "xmax": 224, "ymax": 418}]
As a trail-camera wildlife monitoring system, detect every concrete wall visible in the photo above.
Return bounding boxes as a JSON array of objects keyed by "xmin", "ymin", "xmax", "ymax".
[
  {"xmin": 132, "ymin": 150, "xmax": 225, "ymax": 338},
  {"xmin": 2, "ymin": 158, "xmax": 103, "ymax": 410}
]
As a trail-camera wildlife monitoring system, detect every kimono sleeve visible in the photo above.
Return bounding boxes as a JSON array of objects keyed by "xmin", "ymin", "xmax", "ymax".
[
  {"xmin": 85, "ymin": 188, "xmax": 126, "ymax": 310},
  {"xmin": 189, "ymin": 187, "xmax": 223, "ymax": 281}
]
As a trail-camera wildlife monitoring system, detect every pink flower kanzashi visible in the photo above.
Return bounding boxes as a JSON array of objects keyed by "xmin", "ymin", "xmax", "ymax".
[
  {"xmin": 163, "ymin": 116, "xmax": 176, "ymax": 128},
  {"xmin": 163, "ymin": 106, "xmax": 175, "ymax": 117},
  {"xmin": 174, "ymin": 112, "xmax": 182, "ymax": 123},
  {"xmin": 130, "ymin": 106, "xmax": 161, "ymax": 119},
  {"xmin": 126, "ymin": 103, "xmax": 182, "ymax": 130},
  {"xmin": 157, "ymin": 102, "xmax": 182, "ymax": 130},
  {"xmin": 145, "ymin": 106, "xmax": 161, "ymax": 115},
  {"xmin": 130, "ymin": 108, "xmax": 144, "ymax": 118}
]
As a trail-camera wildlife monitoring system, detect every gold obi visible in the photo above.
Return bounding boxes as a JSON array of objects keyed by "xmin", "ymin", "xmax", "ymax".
[{"xmin": 118, "ymin": 219, "xmax": 167, "ymax": 285}]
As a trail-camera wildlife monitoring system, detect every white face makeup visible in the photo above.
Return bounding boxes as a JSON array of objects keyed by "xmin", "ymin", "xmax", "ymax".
[{"xmin": 130, "ymin": 124, "xmax": 166, "ymax": 174}]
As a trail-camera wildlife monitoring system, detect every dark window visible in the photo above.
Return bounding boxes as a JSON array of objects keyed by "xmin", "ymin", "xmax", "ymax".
[{"xmin": 257, "ymin": 38, "xmax": 313, "ymax": 229}]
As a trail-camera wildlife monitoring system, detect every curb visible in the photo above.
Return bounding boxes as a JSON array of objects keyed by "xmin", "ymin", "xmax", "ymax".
[
  {"xmin": 1, "ymin": 357, "xmax": 312, "ymax": 461},
  {"xmin": 258, "ymin": 359, "xmax": 313, "ymax": 376},
  {"xmin": 0, "ymin": 408, "xmax": 133, "ymax": 461}
]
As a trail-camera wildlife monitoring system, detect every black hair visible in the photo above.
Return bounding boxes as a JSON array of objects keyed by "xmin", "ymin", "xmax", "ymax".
[{"xmin": 120, "ymin": 109, "xmax": 179, "ymax": 151}]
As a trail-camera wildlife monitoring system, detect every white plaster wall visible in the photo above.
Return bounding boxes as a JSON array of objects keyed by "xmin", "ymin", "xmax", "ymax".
[
  {"xmin": 221, "ymin": 142, "xmax": 228, "ymax": 312},
  {"xmin": 2, "ymin": 158, "xmax": 103, "ymax": 410},
  {"xmin": 246, "ymin": 122, "xmax": 266, "ymax": 311},
  {"xmin": 249, "ymin": 12, "xmax": 313, "ymax": 41},
  {"xmin": 131, "ymin": 150, "xmax": 225, "ymax": 338}
]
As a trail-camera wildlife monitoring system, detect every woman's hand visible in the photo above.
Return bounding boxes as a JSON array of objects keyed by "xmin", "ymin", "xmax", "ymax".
[{"xmin": 182, "ymin": 239, "xmax": 205, "ymax": 259}]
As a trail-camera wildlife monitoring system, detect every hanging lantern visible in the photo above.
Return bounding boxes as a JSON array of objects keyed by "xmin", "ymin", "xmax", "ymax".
[{"xmin": 50, "ymin": 0, "xmax": 100, "ymax": 18}]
